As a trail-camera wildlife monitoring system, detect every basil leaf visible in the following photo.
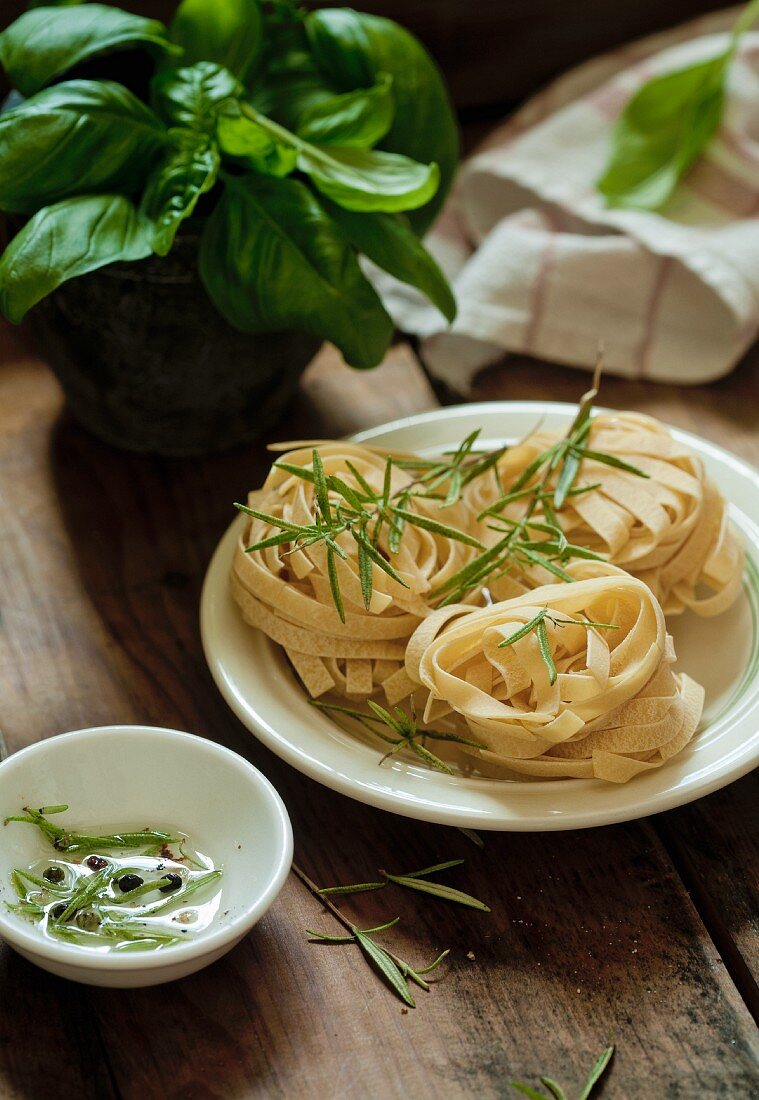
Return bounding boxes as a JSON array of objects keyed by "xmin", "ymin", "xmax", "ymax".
[
  {"xmin": 0, "ymin": 79, "xmax": 167, "ymax": 214},
  {"xmin": 297, "ymin": 73, "xmax": 393, "ymax": 148},
  {"xmin": 298, "ymin": 146, "xmax": 439, "ymax": 214},
  {"xmin": 0, "ymin": 4, "xmax": 177, "ymax": 98},
  {"xmin": 249, "ymin": 44, "xmax": 334, "ymax": 131},
  {"xmin": 0, "ymin": 194, "xmax": 153, "ymax": 323},
  {"xmin": 305, "ymin": 9, "xmax": 458, "ymax": 233},
  {"xmin": 151, "ymin": 61, "xmax": 240, "ymax": 130},
  {"xmin": 597, "ymin": 52, "xmax": 730, "ymax": 210},
  {"xmin": 169, "ymin": 0, "xmax": 262, "ymax": 80},
  {"xmin": 238, "ymin": 102, "xmax": 438, "ymax": 212},
  {"xmin": 141, "ymin": 130, "xmax": 220, "ymax": 255},
  {"xmin": 217, "ymin": 111, "xmax": 297, "ymax": 177},
  {"xmin": 325, "ymin": 203, "xmax": 455, "ymax": 321},
  {"xmin": 198, "ymin": 174, "xmax": 392, "ymax": 368}
]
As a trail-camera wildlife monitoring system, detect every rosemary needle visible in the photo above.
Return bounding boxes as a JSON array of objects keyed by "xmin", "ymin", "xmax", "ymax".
[
  {"xmin": 319, "ymin": 859, "xmax": 490, "ymax": 912},
  {"xmin": 509, "ymin": 1045, "xmax": 615, "ymax": 1100}
]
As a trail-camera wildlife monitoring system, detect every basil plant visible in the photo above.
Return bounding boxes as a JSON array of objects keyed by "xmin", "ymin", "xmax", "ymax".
[{"xmin": 0, "ymin": 1, "xmax": 458, "ymax": 368}]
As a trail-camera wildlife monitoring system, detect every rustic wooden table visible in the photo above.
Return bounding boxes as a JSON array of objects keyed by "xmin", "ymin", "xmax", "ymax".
[{"xmin": 0, "ymin": 323, "xmax": 757, "ymax": 1099}]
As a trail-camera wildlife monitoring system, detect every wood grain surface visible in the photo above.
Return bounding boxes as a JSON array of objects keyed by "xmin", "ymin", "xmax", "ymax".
[{"xmin": 0, "ymin": 323, "xmax": 757, "ymax": 1099}]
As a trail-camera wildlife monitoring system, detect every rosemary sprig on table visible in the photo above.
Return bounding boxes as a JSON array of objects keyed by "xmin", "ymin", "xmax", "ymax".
[
  {"xmin": 311, "ymin": 698, "xmax": 487, "ymax": 775},
  {"xmin": 497, "ymin": 611, "xmax": 618, "ymax": 686},
  {"xmin": 318, "ymin": 859, "xmax": 490, "ymax": 911},
  {"xmin": 292, "ymin": 862, "xmax": 451, "ymax": 1009},
  {"xmin": 509, "ymin": 1044, "xmax": 615, "ymax": 1100}
]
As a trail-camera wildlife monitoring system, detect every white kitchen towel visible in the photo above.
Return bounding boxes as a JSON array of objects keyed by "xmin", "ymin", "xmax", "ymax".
[{"xmin": 382, "ymin": 8, "xmax": 759, "ymax": 392}]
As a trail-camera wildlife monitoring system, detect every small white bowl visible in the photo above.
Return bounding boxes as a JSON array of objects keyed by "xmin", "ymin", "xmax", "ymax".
[{"xmin": 0, "ymin": 726, "xmax": 293, "ymax": 987}]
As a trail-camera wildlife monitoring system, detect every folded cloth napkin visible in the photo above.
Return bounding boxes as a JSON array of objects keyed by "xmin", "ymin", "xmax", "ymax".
[{"xmin": 380, "ymin": 8, "xmax": 759, "ymax": 392}]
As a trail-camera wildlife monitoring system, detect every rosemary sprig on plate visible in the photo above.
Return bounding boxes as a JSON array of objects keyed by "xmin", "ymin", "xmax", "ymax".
[
  {"xmin": 509, "ymin": 1044, "xmax": 615, "ymax": 1100},
  {"xmin": 236, "ymin": 434, "xmax": 496, "ymax": 618},
  {"xmin": 432, "ymin": 363, "xmax": 648, "ymax": 606},
  {"xmin": 292, "ymin": 862, "xmax": 450, "ymax": 1009},
  {"xmin": 238, "ymin": 367, "xmax": 648, "ymax": 616},
  {"xmin": 310, "ymin": 698, "xmax": 487, "ymax": 775},
  {"xmin": 390, "ymin": 429, "xmax": 507, "ymax": 508},
  {"xmin": 318, "ymin": 859, "xmax": 491, "ymax": 911},
  {"xmin": 497, "ymin": 611, "xmax": 618, "ymax": 686}
]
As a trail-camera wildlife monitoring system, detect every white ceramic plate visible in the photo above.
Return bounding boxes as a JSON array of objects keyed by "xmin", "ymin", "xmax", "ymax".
[{"xmin": 201, "ymin": 403, "xmax": 759, "ymax": 831}]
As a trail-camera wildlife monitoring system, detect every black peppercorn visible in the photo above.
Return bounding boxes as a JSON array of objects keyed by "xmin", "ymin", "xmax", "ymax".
[
  {"xmin": 75, "ymin": 910, "xmax": 101, "ymax": 932},
  {"xmin": 43, "ymin": 866, "xmax": 65, "ymax": 884},
  {"xmin": 158, "ymin": 873, "xmax": 182, "ymax": 893},
  {"xmin": 50, "ymin": 903, "xmax": 67, "ymax": 920},
  {"xmin": 118, "ymin": 873, "xmax": 144, "ymax": 893},
  {"xmin": 85, "ymin": 855, "xmax": 108, "ymax": 871}
]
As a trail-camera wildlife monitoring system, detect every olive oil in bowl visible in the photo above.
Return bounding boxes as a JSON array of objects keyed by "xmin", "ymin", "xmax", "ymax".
[{"xmin": 5, "ymin": 805, "xmax": 222, "ymax": 952}]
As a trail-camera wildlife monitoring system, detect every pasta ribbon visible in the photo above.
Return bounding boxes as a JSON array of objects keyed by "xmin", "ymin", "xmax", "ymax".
[
  {"xmin": 230, "ymin": 442, "xmax": 479, "ymax": 700},
  {"xmin": 407, "ymin": 562, "xmax": 705, "ymax": 782},
  {"xmin": 470, "ymin": 412, "xmax": 744, "ymax": 617}
]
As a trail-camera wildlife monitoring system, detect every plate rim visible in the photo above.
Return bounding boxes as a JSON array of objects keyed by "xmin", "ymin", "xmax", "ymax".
[{"xmin": 200, "ymin": 401, "xmax": 759, "ymax": 831}]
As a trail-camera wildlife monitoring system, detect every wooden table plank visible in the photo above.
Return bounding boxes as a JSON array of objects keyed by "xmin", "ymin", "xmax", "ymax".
[
  {"xmin": 1, "ymin": 336, "xmax": 758, "ymax": 1097},
  {"xmin": 299, "ymin": 340, "xmax": 438, "ymax": 435},
  {"xmin": 658, "ymin": 777, "xmax": 759, "ymax": 1008}
]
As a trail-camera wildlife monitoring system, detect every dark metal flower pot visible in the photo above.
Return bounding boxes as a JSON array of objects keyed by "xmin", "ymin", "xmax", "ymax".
[{"xmin": 27, "ymin": 230, "xmax": 321, "ymax": 457}]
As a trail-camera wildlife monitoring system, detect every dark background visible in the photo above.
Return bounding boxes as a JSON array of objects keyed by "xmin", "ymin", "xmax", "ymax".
[{"xmin": 0, "ymin": 0, "xmax": 738, "ymax": 113}]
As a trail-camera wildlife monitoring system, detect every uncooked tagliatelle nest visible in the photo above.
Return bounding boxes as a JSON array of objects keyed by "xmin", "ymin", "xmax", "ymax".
[
  {"xmin": 467, "ymin": 411, "xmax": 744, "ymax": 617},
  {"xmin": 405, "ymin": 561, "xmax": 705, "ymax": 783},
  {"xmin": 230, "ymin": 442, "xmax": 480, "ymax": 702}
]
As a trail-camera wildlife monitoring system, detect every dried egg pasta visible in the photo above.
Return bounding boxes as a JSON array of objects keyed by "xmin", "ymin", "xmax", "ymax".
[
  {"xmin": 230, "ymin": 442, "xmax": 479, "ymax": 700},
  {"xmin": 406, "ymin": 561, "xmax": 704, "ymax": 782},
  {"xmin": 468, "ymin": 412, "xmax": 744, "ymax": 616}
]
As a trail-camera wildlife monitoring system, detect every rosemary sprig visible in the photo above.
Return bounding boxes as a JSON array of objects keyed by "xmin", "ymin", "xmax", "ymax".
[
  {"xmin": 238, "ymin": 440, "xmax": 491, "ymax": 617},
  {"xmin": 318, "ymin": 859, "xmax": 490, "ymax": 912},
  {"xmin": 293, "ymin": 862, "xmax": 449, "ymax": 1008},
  {"xmin": 3, "ymin": 805, "xmax": 181, "ymax": 854},
  {"xmin": 509, "ymin": 1045, "xmax": 615, "ymax": 1100},
  {"xmin": 240, "ymin": 369, "xmax": 649, "ymax": 617},
  {"xmin": 310, "ymin": 699, "xmax": 487, "ymax": 775},
  {"xmin": 496, "ymin": 610, "xmax": 618, "ymax": 686},
  {"xmin": 433, "ymin": 362, "xmax": 648, "ymax": 606},
  {"xmin": 391, "ymin": 430, "xmax": 507, "ymax": 507}
]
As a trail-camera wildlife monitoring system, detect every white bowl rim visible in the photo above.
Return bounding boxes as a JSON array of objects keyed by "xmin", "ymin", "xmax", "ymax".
[{"xmin": 0, "ymin": 725, "xmax": 294, "ymax": 970}]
